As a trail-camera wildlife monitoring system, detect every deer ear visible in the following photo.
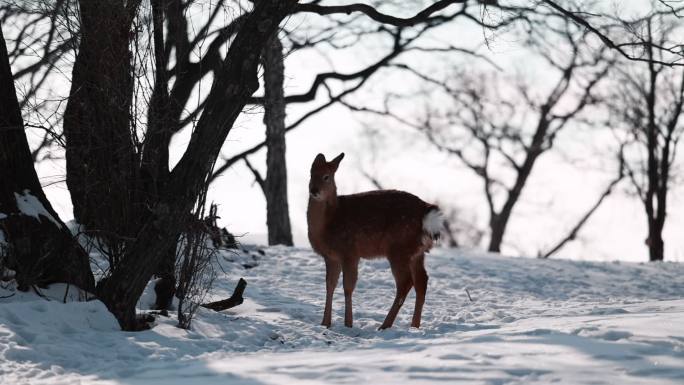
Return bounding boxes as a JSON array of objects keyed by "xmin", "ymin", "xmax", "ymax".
[
  {"xmin": 312, "ymin": 153, "xmax": 326, "ymax": 171},
  {"xmin": 330, "ymin": 152, "xmax": 345, "ymax": 171}
]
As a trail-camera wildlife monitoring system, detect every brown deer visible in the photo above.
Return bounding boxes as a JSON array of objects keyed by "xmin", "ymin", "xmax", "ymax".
[{"xmin": 307, "ymin": 153, "xmax": 443, "ymax": 329}]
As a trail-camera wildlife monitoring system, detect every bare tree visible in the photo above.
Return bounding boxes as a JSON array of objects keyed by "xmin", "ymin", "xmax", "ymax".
[
  {"xmin": 342, "ymin": 16, "xmax": 612, "ymax": 253},
  {"xmin": 608, "ymin": 13, "xmax": 684, "ymax": 261},
  {"xmin": 431, "ymin": 22, "xmax": 614, "ymax": 253}
]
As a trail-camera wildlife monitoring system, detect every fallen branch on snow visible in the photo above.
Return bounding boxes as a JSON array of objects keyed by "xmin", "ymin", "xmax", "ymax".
[{"xmin": 201, "ymin": 278, "xmax": 247, "ymax": 311}]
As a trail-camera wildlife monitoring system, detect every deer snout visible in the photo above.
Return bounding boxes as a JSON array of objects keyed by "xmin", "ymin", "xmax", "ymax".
[{"xmin": 310, "ymin": 187, "xmax": 321, "ymax": 199}]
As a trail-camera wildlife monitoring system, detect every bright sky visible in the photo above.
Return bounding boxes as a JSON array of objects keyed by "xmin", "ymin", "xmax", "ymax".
[{"xmin": 26, "ymin": 1, "xmax": 684, "ymax": 262}]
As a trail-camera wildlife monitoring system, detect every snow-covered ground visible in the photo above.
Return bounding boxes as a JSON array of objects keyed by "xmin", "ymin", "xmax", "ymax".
[{"xmin": 1, "ymin": 246, "xmax": 684, "ymax": 384}]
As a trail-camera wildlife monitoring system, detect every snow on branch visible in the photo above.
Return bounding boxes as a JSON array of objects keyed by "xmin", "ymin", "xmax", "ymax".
[{"xmin": 13, "ymin": 190, "xmax": 62, "ymax": 229}]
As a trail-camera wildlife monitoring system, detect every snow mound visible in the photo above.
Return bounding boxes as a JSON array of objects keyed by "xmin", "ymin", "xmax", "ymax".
[{"xmin": 1, "ymin": 247, "xmax": 683, "ymax": 384}]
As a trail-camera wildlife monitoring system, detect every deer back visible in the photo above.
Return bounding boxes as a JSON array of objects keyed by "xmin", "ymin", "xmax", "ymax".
[{"xmin": 319, "ymin": 190, "xmax": 432, "ymax": 259}]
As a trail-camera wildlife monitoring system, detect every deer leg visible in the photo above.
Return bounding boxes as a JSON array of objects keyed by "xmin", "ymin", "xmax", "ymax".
[
  {"xmin": 342, "ymin": 259, "xmax": 358, "ymax": 328},
  {"xmin": 322, "ymin": 258, "xmax": 341, "ymax": 328},
  {"xmin": 379, "ymin": 262, "xmax": 413, "ymax": 330},
  {"xmin": 410, "ymin": 253, "xmax": 428, "ymax": 328}
]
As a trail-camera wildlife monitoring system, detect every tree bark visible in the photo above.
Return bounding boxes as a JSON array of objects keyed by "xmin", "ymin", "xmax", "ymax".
[
  {"xmin": 262, "ymin": 34, "xmax": 293, "ymax": 246},
  {"xmin": 62, "ymin": 0, "xmax": 137, "ymax": 237},
  {"xmin": 0, "ymin": 26, "xmax": 94, "ymax": 292},
  {"xmin": 143, "ymin": 0, "xmax": 172, "ymax": 200}
]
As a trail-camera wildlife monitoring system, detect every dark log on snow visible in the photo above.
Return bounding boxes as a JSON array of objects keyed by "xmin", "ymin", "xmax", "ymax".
[{"xmin": 201, "ymin": 278, "xmax": 247, "ymax": 311}]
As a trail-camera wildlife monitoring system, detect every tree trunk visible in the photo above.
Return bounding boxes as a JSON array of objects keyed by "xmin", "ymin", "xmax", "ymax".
[
  {"xmin": 0, "ymin": 26, "xmax": 94, "ymax": 292},
  {"xmin": 146, "ymin": 0, "xmax": 178, "ymax": 311},
  {"xmin": 647, "ymin": 219, "xmax": 665, "ymax": 261},
  {"xmin": 644, "ymin": 27, "xmax": 663, "ymax": 263},
  {"xmin": 62, "ymin": 0, "xmax": 137, "ymax": 238},
  {"xmin": 487, "ymin": 215, "xmax": 505, "ymax": 253},
  {"xmin": 262, "ymin": 34, "xmax": 293, "ymax": 246}
]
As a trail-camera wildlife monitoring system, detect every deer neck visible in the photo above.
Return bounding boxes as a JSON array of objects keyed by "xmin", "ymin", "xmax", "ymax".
[{"xmin": 307, "ymin": 192, "xmax": 338, "ymax": 239}]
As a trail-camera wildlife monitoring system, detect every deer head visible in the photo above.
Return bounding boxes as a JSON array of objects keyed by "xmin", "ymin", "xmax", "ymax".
[{"xmin": 309, "ymin": 153, "xmax": 344, "ymax": 202}]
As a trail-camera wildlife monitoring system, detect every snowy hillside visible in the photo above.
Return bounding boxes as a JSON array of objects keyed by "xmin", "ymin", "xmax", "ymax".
[{"xmin": 1, "ymin": 246, "xmax": 684, "ymax": 384}]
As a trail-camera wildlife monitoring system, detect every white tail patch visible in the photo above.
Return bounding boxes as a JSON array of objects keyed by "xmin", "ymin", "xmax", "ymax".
[{"xmin": 423, "ymin": 208, "xmax": 445, "ymax": 240}]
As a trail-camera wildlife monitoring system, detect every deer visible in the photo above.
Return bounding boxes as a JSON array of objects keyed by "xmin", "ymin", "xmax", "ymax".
[{"xmin": 307, "ymin": 153, "xmax": 443, "ymax": 330}]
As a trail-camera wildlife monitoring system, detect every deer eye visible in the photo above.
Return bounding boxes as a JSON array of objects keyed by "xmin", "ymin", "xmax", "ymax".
[{"xmin": 323, "ymin": 175, "xmax": 330, "ymax": 182}]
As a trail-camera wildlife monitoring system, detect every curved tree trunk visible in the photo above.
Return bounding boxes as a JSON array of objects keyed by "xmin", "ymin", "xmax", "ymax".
[
  {"xmin": 0, "ymin": 26, "xmax": 94, "ymax": 292},
  {"xmin": 63, "ymin": 0, "xmax": 137, "ymax": 238},
  {"xmin": 486, "ymin": 150, "xmax": 544, "ymax": 253},
  {"xmin": 262, "ymin": 34, "xmax": 293, "ymax": 246},
  {"xmin": 487, "ymin": 216, "xmax": 505, "ymax": 253}
]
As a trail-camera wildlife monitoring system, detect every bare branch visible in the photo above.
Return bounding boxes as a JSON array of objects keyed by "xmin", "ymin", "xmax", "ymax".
[
  {"xmin": 243, "ymin": 157, "xmax": 266, "ymax": 193},
  {"xmin": 542, "ymin": 0, "xmax": 684, "ymax": 66},
  {"xmin": 540, "ymin": 161, "xmax": 625, "ymax": 258},
  {"xmin": 294, "ymin": 0, "xmax": 493, "ymax": 27}
]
